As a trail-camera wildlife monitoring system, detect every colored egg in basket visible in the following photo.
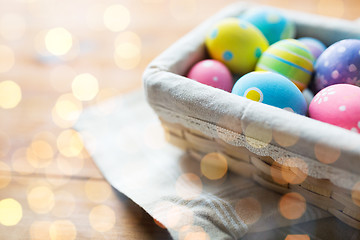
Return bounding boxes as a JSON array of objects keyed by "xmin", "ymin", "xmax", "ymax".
[
  {"xmin": 298, "ymin": 37, "xmax": 326, "ymax": 60},
  {"xmin": 314, "ymin": 39, "xmax": 360, "ymax": 92},
  {"xmin": 205, "ymin": 18, "xmax": 269, "ymax": 75},
  {"xmin": 309, "ymin": 84, "xmax": 360, "ymax": 133},
  {"xmin": 187, "ymin": 59, "xmax": 233, "ymax": 92},
  {"xmin": 232, "ymin": 71, "xmax": 307, "ymax": 115},
  {"xmin": 240, "ymin": 7, "xmax": 295, "ymax": 45},
  {"xmin": 256, "ymin": 39, "xmax": 315, "ymax": 91}
]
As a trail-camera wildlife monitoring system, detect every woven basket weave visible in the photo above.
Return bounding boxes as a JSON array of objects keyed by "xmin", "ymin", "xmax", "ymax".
[{"xmin": 143, "ymin": 2, "xmax": 360, "ymax": 229}]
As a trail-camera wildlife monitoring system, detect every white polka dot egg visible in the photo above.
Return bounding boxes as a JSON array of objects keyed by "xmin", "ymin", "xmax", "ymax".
[
  {"xmin": 232, "ymin": 71, "xmax": 307, "ymax": 115},
  {"xmin": 309, "ymin": 84, "xmax": 360, "ymax": 133}
]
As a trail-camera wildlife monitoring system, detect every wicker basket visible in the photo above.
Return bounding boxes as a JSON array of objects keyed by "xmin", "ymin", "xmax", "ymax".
[{"xmin": 143, "ymin": 2, "xmax": 360, "ymax": 229}]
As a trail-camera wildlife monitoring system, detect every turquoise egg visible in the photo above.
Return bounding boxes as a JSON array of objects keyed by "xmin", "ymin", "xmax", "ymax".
[
  {"xmin": 240, "ymin": 7, "xmax": 295, "ymax": 45},
  {"xmin": 232, "ymin": 71, "xmax": 307, "ymax": 115}
]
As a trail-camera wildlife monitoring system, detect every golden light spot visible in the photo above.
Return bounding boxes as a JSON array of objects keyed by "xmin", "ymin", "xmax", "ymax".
[
  {"xmin": 30, "ymin": 140, "xmax": 54, "ymax": 160},
  {"xmin": 27, "ymin": 186, "xmax": 55, "ymax": 214},
  {"xmin": 0, "ymin": 132, "xmax": 10, "ymax": 158},
  {"xmin": 52, "ymin": 93, "xmax": 82, "ymax": 128},
  {"xmin": 114, "ymin": 31, "xmax": 141, "ymax": 70},
  {"xmin": 235, "ymin": 197, "xmax": 262, "ymax": 225},
  {"xmin": 26, "ymin": 146, "xmax": 52, "ymax": 169},
  {"xmin": 280, "ymin": 157, "xmax": 308, "ymax": 185},
  {"xmin": 0, "ymin": 161, "xmax": 11, "ymax": 189},
  {"xmin": 279, "ymin": 192, "xmax": 306, "ymax": 220},
  {"xmin": 179, "ymin": 225, "xmax": 209, "ymax": 240},
  {"xmin": 49, "ymin": 220, "xmax": 77, "ymax": 240},
  {"xmin": 314, "ymin": 143, "xmax": 340, "ymax": 164},
  {"xmin": 103, "ymin": 4, "xmax": 131, "ymax": 32},
  {"xmin": 317, "ymin": 0, "xmax": 344, "ymax": 18},
  {"xmin": 169, "ymin": 0, "xmax": 197, "ymax": 21},
  {"xmin": 30, "ymin": 221, "xmax": 51, "ymax": 240},
  {"xmin": 351, "ymin": 182, "xmax": 360, "ymax": 207},
  {"xmin": 285, "ymin": 234, "xmax": 310, "ymax": 240},
  {"xmin": 245, "ymin": 123, "xmax": 272, "ymax": 149},
  {"xmin": 0, "ymin": 198, "xmax": 22, "ymax": 226},
  {"xmin": 89, "ymin": 205, "xmax": 116, "ymax": 232},
  {"xmin": 0, "ymin": 13, "xmax": 26, "ymax": 41},
  {"xmin": 11, "ymin": 147, "xmax": 35, "ymax": 175},
  {"xmin": 50, "ymin": 65, "xmax": 77, "ymax": 93},
  {"xmin": 56, "ymin": 155, "xmax": 84, "ymax": 176},
  {"xmin": 0, "ymin": 80, "xmax": 22, "ymax": 109},
  {"xmin": 94, "ymin": 88, "xmax": 119, "ymax": 115},
  {"xmin": 153, "ymin": 202, "xmax": 194, "ymax": 230},
  {"xmin": 175, "ymin": 173, "xmax": 202, "ymax": 200},
  {"xmin": 115, "ymin": 31, "xmax": 141, "ymax": 49},
  {"xmin": 85, "ymin": 179, "xmax": 112, "ymax": 203},
  {"xmin": 270, "ymin": 164, "xmax": 288, "ymax": 185},
  {"xmin": 52, "ymin": 191, "xmax": 75, "ymax": 218},
  {"xmin": 0, "ymin": 45, "xmax": 15, "ymax": 73},
  {"xmin": 143, "ymin": 123, "xmax": 166, "ymax": 149},
  {"xmin": 57, "ymin": 129, "xmax": 84, "ymax": 157},
  {"xmin": 200, "ymin": 152, "xmax": 228, "ymax": 180},
  {"xmin": 273, "ymin": 130, "xmax": 299, "ymax": 147},
  {"xmin": 72, "ymin": 73, "xmax": 99, "ymax": 101},
  {"xmin": 45, "ymin": 28, "xmax": 73, "ymax": 56}
]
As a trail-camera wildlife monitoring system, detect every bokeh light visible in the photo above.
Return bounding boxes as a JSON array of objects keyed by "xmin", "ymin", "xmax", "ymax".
[
  {"xmin": 45, "ymin": 28, "xmax": 73, "ymax": 56},
  {"xmin": 285, "ymin": 235, "xmax": 310, "ymax": 240},
  {"xmin": 280, "ymin": 157, "xmax": 308, "ymax": 185},
  {"xmin": 114, "ymin": 31, "xmax": 141, "ymax": 70},
  {"xmin": 278, "ymin": 192, "xmax": 306, "ymax": 220},
  {"xmin": 273, "ymin": 130, "xmax": 299, "ymax": 147},
  {"xmin": 27, "ymin": 185, "xmax": 55, "ymax": 214},
  {"xmin": 314, "ymin": 143, "xmax": 341, "ymax": 164},
  {"xmin": 0, "ymin": 45, "xmax": 15, "ymax": 73},
  {"xmin": 51, "ymin": 191, "xmax": 75, "ymax": 218},
  {"xmin": 0, "ymin": 161, "xmax": 12, "ymax": 189},
  {"xmin": 0, "ymin": 13, "xmax": 26, "ymax": 41},
  {"xmin": 49, "ymin": 220, "xmax": 77, "ymax": 240},
  {"xmin": 103, "ymin": 4, "xmax": 131, "ymax": 32},
  {"xmin": 30, "ymin": 221, "xmax": 52, "ymax": 240},
  {"xmin": 200, "ymin": 152, "xmax": 228, "ymax": 180},
  {"xmin": 351, "ymin": 181, "xmax": 360, "ymax": 207},
  {"xmin": 175, "ymin": 173, "xmax": 202, "ymax": 200},
  {"xmin": 0, "ymin": 80, "xmax": 22, "ymax": 109},
  {"xmin": 245, "ymin": 123, "xmax": 272, "ymax": 149},
  {"xmin": 30, "ymin": 140, "xmax": 54, "ymax": 163},
  {"xmin": 50, "ymin": 65, "xmax": 77, "ymax": 93},
  {"xmin": 153, "ymin": 201, "xmax": 194, "ymax": 230},
  {"xmin": 52, "ymin": 93, "xmax": 83, "ymax": 128},
  {"xmin": 85, "ymin": 179, "xmax": 112, "ymax": 203},
  {"xmin": 57, "ymin": 129, "xmax": 84, "ymax": 157},
  {"xmin": 56, "ymin": 154, "xmax": 84, "ymax": 176},
  {"xmin": 179, "ymin": 225, "xmax": 209, "ymax": 240},
  {"xmin": 0, "ymin": 198, "xmax": 23, "ymax": 226},
  {"xmin": 72, "ymin": 73, "xmax": 99, "ymax": 101},
  {"xmin": 235, "ymin": 197, "xmax": 262, "ymax": 225},
  {"xmin": 11, "ymin": 147, "xmax": 35, "ymax": 175},
  {"xmin": 89, "ymin": 205, "xmax": 116, "ymax": 232}
]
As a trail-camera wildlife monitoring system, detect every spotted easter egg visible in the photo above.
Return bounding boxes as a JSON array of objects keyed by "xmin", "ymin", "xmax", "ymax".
[
  {"xmin": 187, "ymin": 59, "xmax": 233, "ymax": 92},
  {"xmin": 309, "ymin": 84, "xmax": 360, "ymax": 133},
  {"xmin": 240, "ymin": 7, "xmax": 295, "ymax": 45},
  {"xmin": 232, "ymin": 71, "xmax": 307, "ymax": 115},
  {"xmin": 298, "ymin": 37, "xmax": 326, "ymax": 60},
  {"xmin": 205, "ymin": 18, "xmax": 269, "ymax": 75},
  {"xmin": 314, "ymin": 39, "xmax": 360, "ymax": 92},
  {"xmin": 256, "ymin": 39, "xmax": 315, "ymax": 91}
]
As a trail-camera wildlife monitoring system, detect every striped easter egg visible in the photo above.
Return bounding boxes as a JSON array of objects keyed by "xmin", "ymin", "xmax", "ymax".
[{"xmin": 255, "ymin": 39, "xmax": 315, "ymax": 91}]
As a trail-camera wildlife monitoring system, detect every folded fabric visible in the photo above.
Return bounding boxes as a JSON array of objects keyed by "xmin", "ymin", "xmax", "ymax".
[{"xmin": 74, "ymin": 90, "xmax": 331, "ymax": 240}]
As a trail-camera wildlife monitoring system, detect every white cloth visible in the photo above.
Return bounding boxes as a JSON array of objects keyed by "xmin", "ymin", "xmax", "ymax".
[
  {"xmin": 74, "ymin": 90, "xmax": 330, "ymax": 240},
  {"xmin": 142, "ymin": 2, "xmax": 360, "ymax": 190}
]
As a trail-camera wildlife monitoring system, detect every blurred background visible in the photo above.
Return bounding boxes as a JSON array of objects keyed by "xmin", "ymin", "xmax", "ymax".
[{"xmin": 0, "ymin": 0, "xmax": 360, "ymax": 239}]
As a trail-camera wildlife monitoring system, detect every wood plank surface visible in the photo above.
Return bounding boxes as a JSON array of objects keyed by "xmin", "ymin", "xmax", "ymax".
[{"xmin": 1, "ymin": 0, "xmax": 360, "ymax": 239}]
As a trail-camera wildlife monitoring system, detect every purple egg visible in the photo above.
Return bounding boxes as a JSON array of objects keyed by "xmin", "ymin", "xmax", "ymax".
[
  {"xmin": 298, "ymin": 37, "xmax": 326, "ymax": 60},
  {"xmin": 314, "ymin": 39, "xmax": 360, "ymax": 92}
]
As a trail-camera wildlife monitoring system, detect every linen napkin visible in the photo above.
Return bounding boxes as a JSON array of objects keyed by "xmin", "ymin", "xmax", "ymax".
[{"xmin": 74, "ymin": 90, "xmax": 331, "ymax": 240}]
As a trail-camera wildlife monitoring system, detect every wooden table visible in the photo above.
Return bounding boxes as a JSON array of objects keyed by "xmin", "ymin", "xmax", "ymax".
[{"xmin": 0, "ymin": 0, "xmax": 359, "ymax": 239}]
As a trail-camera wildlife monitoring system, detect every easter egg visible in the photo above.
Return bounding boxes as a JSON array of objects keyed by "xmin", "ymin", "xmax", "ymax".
[
  {"xmin": 187, "ymin": 59, "xmax": 233, "ymax": 92},
  {"xmin": 314, "ymin": 39, "xmax": 360, "ymax": 92},
  {"xmin": 240, "ymin": 7, "xmax": 295, "ymax": 45},
  {"xmin": 205, "ymin": 18, "xmax": 269, "ymax": 75},
  {"xmin": 309, "ymin": 84, "xmax": 360, "ymax": 133},
  {"xmin": 256, "ymin": 39, "xmax": 315, "ymax": 91},
  {"xmin": 232, "ymin": 71, "xmax": 307, "ymax": 115},
  {"xmin": 298, "ymin": 37, "xmax": 326, "ymax": 60}
]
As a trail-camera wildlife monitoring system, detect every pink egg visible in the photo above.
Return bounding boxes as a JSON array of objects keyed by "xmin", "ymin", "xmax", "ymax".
[
  {"xmin": 187, "ymin": 59, "xmax": 233, "ymax": 92},
  {"xmin": 309, "ymin": 84, "xmax": 360, "ymax": 133}
]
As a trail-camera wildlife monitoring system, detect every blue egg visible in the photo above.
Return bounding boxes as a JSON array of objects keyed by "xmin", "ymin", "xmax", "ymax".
[
  {"xmin": 232, "ymin": 71, "xmax": 307, "ymax": 115},
  {"xmin": 240, "ymin": 7, "xmax": 295, "ymax": 45}
]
